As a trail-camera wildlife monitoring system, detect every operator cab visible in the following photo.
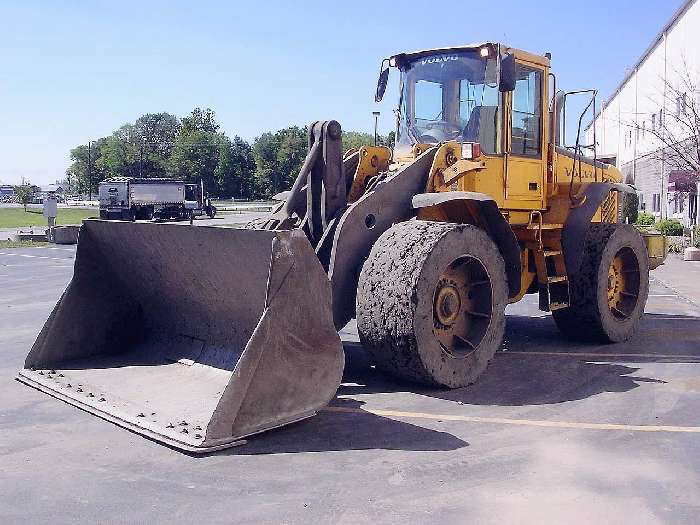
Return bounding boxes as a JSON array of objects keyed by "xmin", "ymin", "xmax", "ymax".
[
  {"xmin": 395, "ymin": 47, "xmax": 501, "ymax": 157},
  {"xmin": 377, "ymin": 43, "xmax": 547, "ymax": 164}
]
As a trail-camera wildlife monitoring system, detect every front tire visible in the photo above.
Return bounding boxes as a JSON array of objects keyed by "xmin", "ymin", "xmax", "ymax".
[
  {"xmin": 356, "ymin": 220, "xmax": 508, "ymax": 388},
  {"xmin": 553, "ymin": 223, "xmax": 649, "ymax": 342}
]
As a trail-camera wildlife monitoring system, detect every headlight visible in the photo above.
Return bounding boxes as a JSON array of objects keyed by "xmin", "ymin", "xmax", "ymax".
[
  {"xmin": 461, "ymin": 143, "xmax": 473, "ymax": 159},
  {"xmin": 461, "ymin": 142, "xmax": 481, "ymax": 159}
]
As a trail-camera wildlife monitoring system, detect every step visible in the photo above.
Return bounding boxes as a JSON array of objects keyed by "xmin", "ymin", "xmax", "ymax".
[
  {"xmin": 543, "ymin": 250, "xmax": 562, "ymax": 257},
  {"xmin": 547, "ymin": 276, "xmax": 568, "ymax": 283},
  {"xmin": 549, "ymin": 302, "xmax": 569, "ymax": 311},
  {"xmin": 526, "ymin": 223, "xmax": 564, "ymax": 230}
]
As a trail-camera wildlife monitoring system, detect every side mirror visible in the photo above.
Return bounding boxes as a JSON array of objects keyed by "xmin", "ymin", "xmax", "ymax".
[
  {"xmin": 499, "ymin": 53, "xmax": 516, "ymax": 92},
  {"xmin": 375, "ymin": 64, "xmax": 390, "ymax": 103}
]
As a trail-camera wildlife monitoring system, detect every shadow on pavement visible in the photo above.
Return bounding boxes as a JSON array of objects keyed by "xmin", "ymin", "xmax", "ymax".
[
  {"xmin": 339, "ymin": 313, "xmax": 700, "ymax": 406},
  {"xmin": 217, "ymin": 312, "xmax": 700, "ymax": 455},
  {"xmin": 218, "ymin": 398, "xmax": 468, "ymax": 456}
]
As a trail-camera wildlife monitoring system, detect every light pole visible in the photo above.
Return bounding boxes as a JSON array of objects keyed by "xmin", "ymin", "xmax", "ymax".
[
  {"xmin": 372, "ymin": 111, "xmax": 380, "ymax": 146},
  {"xmin": 87, "ymin": 141, "xmax": 92, "ymax": 201}
]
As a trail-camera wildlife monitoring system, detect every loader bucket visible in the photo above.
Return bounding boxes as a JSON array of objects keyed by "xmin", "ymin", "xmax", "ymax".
[{"xmin": 17, "ymin": 220, "xmax": 344, "ymax": 453}]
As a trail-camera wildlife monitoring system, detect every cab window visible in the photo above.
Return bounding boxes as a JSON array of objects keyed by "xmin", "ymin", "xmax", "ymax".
[
  {"xmin": 414, "ymin": 80, "xmax": 444, "ymax": 122},
  {"xmin": 511, "ymin": 65, "xmax": 543, "ymax": 157},
  {"xmin": 185, "ymin": 185, "xmax": 196, "ymax": 201}
]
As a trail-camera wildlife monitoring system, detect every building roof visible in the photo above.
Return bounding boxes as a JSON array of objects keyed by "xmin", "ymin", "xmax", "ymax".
[{"xmin": 588, "ymin": 0, "xmax": 697, "ymax": 129}]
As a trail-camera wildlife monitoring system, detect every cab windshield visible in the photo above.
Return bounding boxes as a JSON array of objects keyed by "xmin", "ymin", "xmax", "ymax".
[{"xmin": 396, "ymin": 50, "xmax": 501, "ymax": 156}]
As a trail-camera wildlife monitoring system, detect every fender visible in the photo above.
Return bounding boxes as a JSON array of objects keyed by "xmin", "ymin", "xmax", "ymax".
[
  {"xmin": 562, "ymin": 182, "xmax": 636, "ymax": 275},
  {"xmin": 412, "ymin": 191, "xmax": 522, "ymax": 299},
  {"xmin": 327, "ymin": 148, "xmax": 438, "ymax": 330}
]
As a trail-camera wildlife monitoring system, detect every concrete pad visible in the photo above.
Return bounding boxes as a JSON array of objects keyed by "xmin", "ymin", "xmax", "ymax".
[
  {"xmin": 51, "ymin": 225, "xmax": 80, "ymax": 244},
  {"xmin": 1, "ymin": 245, "xmax": 700, "ymax": 523}
]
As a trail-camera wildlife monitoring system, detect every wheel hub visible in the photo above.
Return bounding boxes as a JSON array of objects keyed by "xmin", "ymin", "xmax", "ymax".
[
  {"xmin": 432, "ymin": 257, "xmax": 493, "ymax": 357},
  {"xmin": 607, "ymin": 247, "xmax": 640, "ymax": 320},
  {"xmin": 435, "ymin": 283, "xmax": 462, "ymax": 325}
]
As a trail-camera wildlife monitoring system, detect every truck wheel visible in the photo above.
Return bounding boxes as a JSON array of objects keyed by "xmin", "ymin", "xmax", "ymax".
[
  {"xmin": 357, "ymin": 220, "xmax": 508, "ymax": 388},
  {"xmin": 553, "ymin": 223, "xmax": 649, "ymax": 342}
]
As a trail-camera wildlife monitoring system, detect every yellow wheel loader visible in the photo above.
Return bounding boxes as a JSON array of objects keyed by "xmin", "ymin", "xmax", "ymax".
[{"xmin": 18, "ymin": 43, "xmax": 666, "ymax": 452}]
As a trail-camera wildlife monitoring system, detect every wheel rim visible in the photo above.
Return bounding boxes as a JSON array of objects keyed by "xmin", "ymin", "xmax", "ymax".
[
  {"xmin": 432, "ymin": 256, "xmax": 493, "ymax": 357},
  {"xmin": 606, "ymin": 247, "xmax": 641, "ymax": 321}
]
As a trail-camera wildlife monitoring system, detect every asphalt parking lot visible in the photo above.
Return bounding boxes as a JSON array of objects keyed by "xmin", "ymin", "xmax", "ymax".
[{"xmin": 2, "ymin": 244, "xmax": 700, "ymax": 524}]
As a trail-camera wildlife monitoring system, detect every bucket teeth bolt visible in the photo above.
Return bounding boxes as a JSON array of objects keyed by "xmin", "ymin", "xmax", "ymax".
[
  {"xmin": 195, "ymin": 434, "xmax": 202, "ymax": 439},
  {"xmin": 137, "ymin": 413, "xmax": 145, "ymax": 418},
  {"xmin": 166, "ymin": 423, "xmax": 175, "ymax": 429},
  {"xmin": 88, "ymin": 393, "xmax": 95, "ymax": 397},
  {"xmin": 99, "ymin": 397, "xmax": 106, "ymax": 402},
  {"xmin": 38, "ymin": 371, "xmax": 44, "ymax": 375},
  {"xmin": 50, "ymin": 370, "xmax": 56, "ymax": 374},
  {"xmin": 194, "ymin": 426, "xmax": 202, "ymax": 431},
  {"xmin": 67, "ymin": 384, "xmax": 72, "ymax": 388},
  {"xmin": 179, "ymin": 421, "xmax": 188, "ymax": 426},
  {"xmin": 181, "ymin": 428, "xmax": 189, "ymax": 434},
  {"xmin": 58, "ymin": 373, "xmax": 64, "ymax": 378},
  {"xmin": 77, "ymin": 388, "xmax": 83, "ymax": 392}
]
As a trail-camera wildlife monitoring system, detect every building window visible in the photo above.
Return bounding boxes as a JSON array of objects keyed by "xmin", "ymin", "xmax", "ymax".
[
  {"xmin": 652, "ymin": 113, "xmax": 656, "ymax": 131},
  {"xmin": 642, "ymin": 121, "xmax": 646, "ymax": 137},
  {"xmin": 652, "ymin": 193, "xmax": 661, "ymax": 213}
]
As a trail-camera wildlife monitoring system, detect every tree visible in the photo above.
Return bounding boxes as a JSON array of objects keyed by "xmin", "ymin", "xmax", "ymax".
[
  {"xmin": 67, "ymin": 138, "xmax": 107, "ymax": 197},
  {"xmin": 97, "ymin": 113, "xmax": 180, "ymax": 179},
  {"xmin": 168, "ymin": 108, "xmax": 224, "ymax": 195},
  {"xmin": 645, "ymin": 62, "xmax": 700, "ymax": 173},
  {"xmin": 340, "ymin": 131, "xmax": 395, "ymax": 151},
  {"xmin": 181, "ymin": 108, "xmax": 219, "ymax": 134},
  {"xmin": 14, "ymin": 184, "xmax": 33, "ymax": 211},
  {"xmin": 216, "ymin": 136, "xmax": 256, "ymax": 199},
  {"xmin": 252, "ymin": 126, "xmax": 307, "ymax": 198}
]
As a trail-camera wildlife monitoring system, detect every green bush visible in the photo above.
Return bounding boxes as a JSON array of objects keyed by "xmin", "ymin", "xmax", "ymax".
[
  {"xmin": 622, "ymin": 193, "xmax": 639, "ymax": 224},
  {"xmin": 636, "ymin": 212, "xmax": 656, "ymax": 226},
  {"xmin": 655, "ymin": 218, "xmax": 684, "ymax": 236}
]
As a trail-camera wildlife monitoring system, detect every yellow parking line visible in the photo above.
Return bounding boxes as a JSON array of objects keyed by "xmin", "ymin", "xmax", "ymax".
[
  {"xmin": 497, "ymin": 350, "xmax": 700, "ymax": 360},
  {"xmin": 323, "ymin": 406, "xmax": 700, "ymax": 433}
]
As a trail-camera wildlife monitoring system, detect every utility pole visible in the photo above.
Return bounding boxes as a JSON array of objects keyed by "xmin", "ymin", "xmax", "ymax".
[
  {"xmin": 87, "ymin": 141, "xmax": 92, "ymax": 201},
  {"xmin": 372, "ymin": 111, "xmax": 380, "ymax": 146},
  {"xmin": 139, "ymin": 141, "xmax": 144, "ymax": 177}
]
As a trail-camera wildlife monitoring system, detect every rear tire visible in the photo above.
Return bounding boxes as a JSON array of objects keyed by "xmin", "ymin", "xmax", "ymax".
[
  {"xmin": 553, "ymin": 223, "xmax": 649, "ymax": 342},
  {"xmin": 356, "ymin": 220, "xmax": 508, "ymax": 388}
]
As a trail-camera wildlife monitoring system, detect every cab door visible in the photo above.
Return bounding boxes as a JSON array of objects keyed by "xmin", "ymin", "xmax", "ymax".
[{"xmin": 504, "ymin": 62, "xmax": 546, "ymax": 208}]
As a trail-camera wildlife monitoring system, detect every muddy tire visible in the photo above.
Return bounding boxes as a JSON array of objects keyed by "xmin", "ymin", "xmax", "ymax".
[
  {"xmin": 553, "ymin": 223, "xmax": 649, "ymax": 342},
  {"xmin": 356, "ymin": 220, "xmax": 508, "ymax": 388}
]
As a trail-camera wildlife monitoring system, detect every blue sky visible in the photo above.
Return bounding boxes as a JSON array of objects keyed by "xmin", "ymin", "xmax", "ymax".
[{"xmin": 0, "ymin": 0, "xmax": 683, "ymax": 185}]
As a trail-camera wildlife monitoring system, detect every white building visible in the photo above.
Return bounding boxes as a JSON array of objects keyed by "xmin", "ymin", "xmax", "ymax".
[{"xmin": 587, "ymin": 0, "xmax": 700, "ymax": 226}]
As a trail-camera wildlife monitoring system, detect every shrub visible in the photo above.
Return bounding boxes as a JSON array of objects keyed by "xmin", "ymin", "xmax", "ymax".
[
  {"xmin": 655, "ymin": 218, "xmax": 684, "ymax": 236},
  {"xmin": 636, "ymin": 212, "xmax": 656, "ymax": 226},
  {"xmin": 622, "ymin": 193, "xmax": 639, "ymax": 224}
]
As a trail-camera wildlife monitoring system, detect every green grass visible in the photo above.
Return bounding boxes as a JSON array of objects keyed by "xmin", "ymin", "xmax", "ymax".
[
  {"xmin": 0, "ymin": 207, "xmax": 97, "ymax": 229},
  {"xmin": 0, "ymin": 239, "xmax": 50, "ymax": 248}
]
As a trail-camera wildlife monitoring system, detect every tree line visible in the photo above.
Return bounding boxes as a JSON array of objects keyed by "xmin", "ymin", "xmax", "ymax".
[{"xmin": 66, "ymin": 108, "xmax": 395, "ymax": 199}]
